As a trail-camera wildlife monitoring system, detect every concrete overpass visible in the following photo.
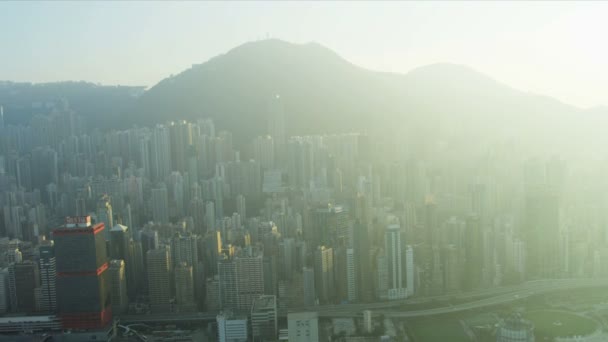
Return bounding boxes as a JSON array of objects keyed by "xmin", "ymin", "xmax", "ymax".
[
  {"xmin": 119, "ymin": 278, "xmax": 608, "ymax": 324},
  {"xmin": 317, "ymin": 278, "xmax": 608, "ymax": 318}
]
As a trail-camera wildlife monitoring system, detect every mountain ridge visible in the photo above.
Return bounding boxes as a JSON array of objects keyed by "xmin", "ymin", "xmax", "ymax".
[
  {"xmin": 131, "ymin": 39, "xmax": 607, "ymax": 154},
  {"xmin": 2, "ymin": 39, "xmax": 605, "ymax": 155}
]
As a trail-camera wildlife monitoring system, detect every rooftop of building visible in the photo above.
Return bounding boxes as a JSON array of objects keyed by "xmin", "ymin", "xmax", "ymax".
[
  {"xmin": 109, "ymin": 259, "xmax": 125, "ymax": 267},
  {"xmin": 252, "ymin": 295, "xmax": 277, "ymax": 312},
  {"xmin": 111, "ymin": 224, "xmax": 128, "ymax": 232},
  {"xmin": 0, "ymin": 315, "xmax": 58, "ymax": 324},
  {"xmin": 288, "ymin": 312, "xmax": 318, "ymax": 320},
  {"xmin": 217, "ymin": 310, "xmax": 248, "ymax": 321}
]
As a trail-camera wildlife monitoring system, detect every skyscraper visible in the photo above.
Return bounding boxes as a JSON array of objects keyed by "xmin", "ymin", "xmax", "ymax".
[
  {"xmin": 0, "ymin": 268, "xmax": 8, "ymax": 314},
  {"xmin": 171, "ymin": 232, "xmax": 200, "ymax": 304},
  {"xmin": 310, "ymin": 205, "xmax": 350, "ymax": 248},
  {"xmin": 8, "ymin": 260, "xmax": 40, "ymax": 313},
  {"xmin": 464, "ymin": 214, "xmax": 483, "ymax": 290},
  {"xmin": 110, "ymin": 223, "xmax": 135, "ymax": 298},
  {"xmin": 174, "ymin": 262, "xmax": 195, "ymax": 312},
  {"xmin": 353, "ymin": 220, "xmax": 373, "ymax": 302},
  {"xmin": 108, "ymin": 259, "xmax": 128, "ymax": 315},
  {"xmin": 251, "ymin": 295, "xmax": 278, "ymax": 342},
  {"xmin": 235, "ymin": 249, "xmax": 265, "ymax": 310},
  {"xmin": 151, "ymin": 185, "xmax": 170, "ymax": 224},
  {"xmin": 524, "ymin": 185, "xmax": 560, "ymax": 279},
  {"xmin": 147, "ymin": 246, "xmax": 172, "ymax": 313},
  {"xmin": 406, "ymin": 245, "xmax": 415, "ymax": 296},
  {"xmin": 253, "ymin": 135, "xmax": 275, "ymax": 170},
  {"xmin": 205, "ymin": 275, "xmax": 221, "ymax": 311},
  {"xmin": 385, "ymin": 224, "xmax": 407, "ymax": 300},
  {"xmin": 218, "ymin": 248, "xmax": 264, "ymax": 311},
  {"xmin": 205, "ymin": 201, "xmax": 216, "ymax": 231},
  {"xmin": 38, "ymin": 242, "xmax": 57, "ymax": 313},
  {"xmin": 150, "ymin": 124, "xmax": 172, "ymax": 182},
  {"xmin": 169, "ymin": 120, "xmax": 193, "ymax": 173},
  {"xmin": 314, "ymin": 246, "xmax": 334, "ymax": 304},
  {"xmin": 345, "ymin": 248, "xmax": 357, "ymax": 302},
  {"xmin": 236, "ymin": 194, "xmax": 246, "ymax": 221},
  {"xmin": 96, "ymin": 195, "xmax": 113, "ymax": 240},
  {"xmin": 171, "ymin": 232, "xmax": 199, "ymax": 269},
  {"xmin": 302, "ymin": 267, "xmax": 316, "ymax": 307},
  {"xmin": 54, "ymin": 216, "xmax": 111, "ymax": 330}
]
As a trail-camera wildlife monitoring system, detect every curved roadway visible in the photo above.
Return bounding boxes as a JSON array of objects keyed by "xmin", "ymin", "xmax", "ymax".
[{"xmin": 120, "ymin": 278, "xmax": 608, "ymax": 324}]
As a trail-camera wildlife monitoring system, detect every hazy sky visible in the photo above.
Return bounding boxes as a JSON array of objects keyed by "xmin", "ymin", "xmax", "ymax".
[{"xmin": 1, "ymin": 1, "xmax": 607, "ymax": 108}]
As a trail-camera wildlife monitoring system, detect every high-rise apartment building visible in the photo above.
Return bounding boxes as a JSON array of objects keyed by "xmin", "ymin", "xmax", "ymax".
[
  {"xmin": 314, "ymin": 246, "xmax": 334, "ymax": 304},
  {"xmin": 302, "ymin": 267, "xmax": 316, "ymax": 307},
  {"xmin": 150, "ymin": 124, "xmax": 172, "ymax": 182},
  {"xmin": 110, "ymin": 224, "xmax": 135, "ymax": 298},
  {"xmin": 406, "ymin": 245, "xmax": 415, "ymax": 296},
  {"xmin": 171, "ymin": 232, "xmax": 198, "ymax": 269},
  {"xmin": 310, "ymin": 205, "xmax": 350, "ymax": 247},
  {"xmin": 147, "ymin": 246, "xmax": 172, "ymax": 313},
  {"xmin": 0, "ymin": 268, "xmax": 8, "ymax": 314},
  {"xmin": 236, "ymin": 194, "xmax": 246, "ymax": 221},
  {"xmin": 38, "ymin": 243, "xmax": 57, "ymax": 313},
  {"xmin": 96, "ymin": 195, "xmax": 113, "ymax": 240},
  {"xmin": 108, "ymin": 259, "xmax": 128, "ymax": 315},
  {"xmin": 385, "ymin": 224, "xmax": 407, "ymax": 300},
  {"xmin": 218, "ymin": 248, "xmax": 264, "ymax": 311},
  {"xmin": 151, "ymin": 185, "xmax": 170, "ymax": 224},
  {"xmin": 345, "ymin": 248, "xmax": 357, "ymax": 302},
  {"xmin": 205, "ymin": 275, "xmax": 221, "ymax": 311},
  {"xmin": 253, "ymin": 135, "xmax": 275, "ymax": 170},
  {"xmin": 524, "ymin": 185, "xmax": 560, "ymax": 279},
  {"xmin": 174, "ymin": 262, "xmax": 195, "ymax": 312},
  {"xmin": 8, "ymin": 260, "xmax": 40, "ymax": 313}
]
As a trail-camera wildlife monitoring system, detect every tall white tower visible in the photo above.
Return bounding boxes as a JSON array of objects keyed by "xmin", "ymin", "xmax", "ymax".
[
  {"xmin": 406, "ymin": 245, "xmax": 415, "ymax": 297},
  {"xmin": 385, "ymin": 224, "xmax": 407, "ymax": 299}
]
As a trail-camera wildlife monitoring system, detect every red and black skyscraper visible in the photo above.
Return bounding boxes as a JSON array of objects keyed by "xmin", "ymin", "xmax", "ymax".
[{"xmin": 53, "ymin": 216, "xmax": 112, "ymax": 330}]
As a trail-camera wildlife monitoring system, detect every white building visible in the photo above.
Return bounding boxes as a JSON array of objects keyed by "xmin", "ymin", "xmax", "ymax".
[
  {"xmin": 288, "ymin": 312, "xmax": 319, "ymax": 342},
  {"xmin": 385, "ymin": 224, "xmax": 407, "ymax": 300},
  {"xmin": 346, "ymin": 248, "xmax": 357, "ymax": 301},
  {"xmin": 406, "ymin": 245, "xmax": 415, "ymax": 296},
  {"xmin": 363, "ymin": 310, "xmax": 373, "ymax": 333},
  {"xmin": 217, "ymin": 311, "xmax": 248, "ymax": 342}
]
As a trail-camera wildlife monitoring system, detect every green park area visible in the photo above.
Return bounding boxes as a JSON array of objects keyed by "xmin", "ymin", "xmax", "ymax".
[
  {"xmin": 407, "ymin": 316, "xmax": 470, "ymax": 342},
  {"xmin": 525, "ymin": 310, "xmax": 598, "ymax": 339}
]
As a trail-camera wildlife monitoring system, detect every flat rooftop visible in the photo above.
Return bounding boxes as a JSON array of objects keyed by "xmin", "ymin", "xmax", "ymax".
[
  {"xmin": 252, "ymin": 295, "xmax": 276, "ymax": 312},
  {"xmin": 0, "ymin": 315, "xmax": 58, "ymax": 323}
]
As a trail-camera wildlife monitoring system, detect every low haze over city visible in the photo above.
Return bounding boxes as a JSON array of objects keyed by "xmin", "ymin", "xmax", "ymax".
[{"xmin": 0, "ymin": 2, "xmax": 608, "ymax": 342}]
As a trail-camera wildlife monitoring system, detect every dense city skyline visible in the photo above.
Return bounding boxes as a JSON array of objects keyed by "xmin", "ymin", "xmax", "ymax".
[{"xmin": 2, "ymin": 2, "xmax": 608, "ymax": 342}]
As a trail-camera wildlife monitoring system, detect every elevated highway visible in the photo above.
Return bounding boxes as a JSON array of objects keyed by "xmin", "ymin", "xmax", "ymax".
[{"xmin": 119, "ymin": 278, "xmax": 608, "ymax": 324}]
